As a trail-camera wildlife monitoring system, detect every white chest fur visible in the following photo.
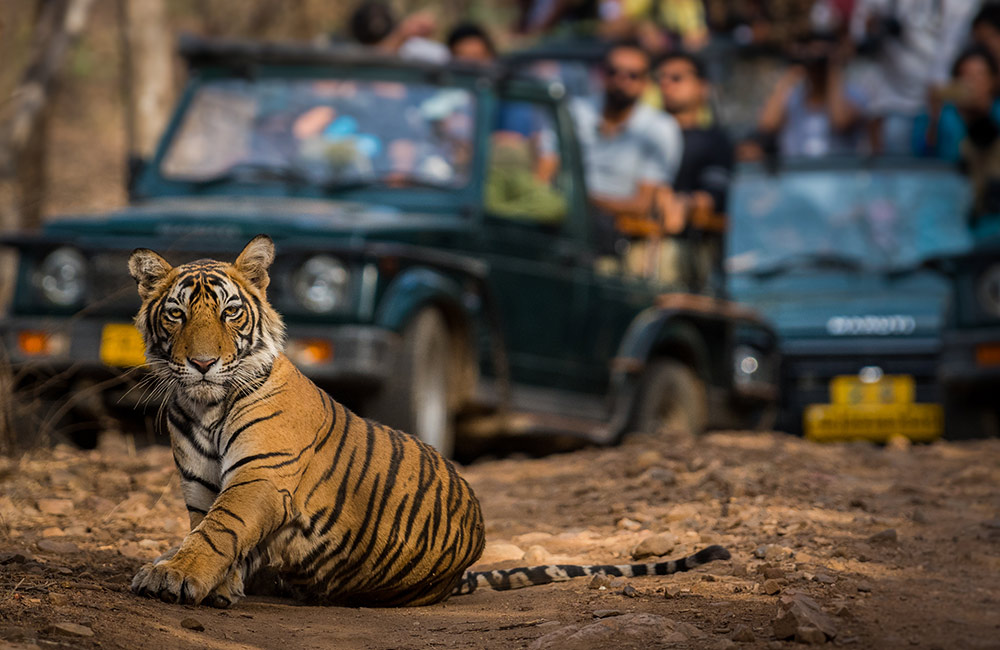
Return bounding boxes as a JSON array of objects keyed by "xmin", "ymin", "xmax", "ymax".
[{"xmin": 165, "ymin": 396, "xmax": 227, "ymax": 512}]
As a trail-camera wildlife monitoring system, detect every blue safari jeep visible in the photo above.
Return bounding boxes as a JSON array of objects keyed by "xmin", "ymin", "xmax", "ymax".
[
  {"xmin": 727, "ymin": 158, "xmax": 978, "ymax": 442},
  {"xmin": 0, "ymin": 37, "xmax": 778, "ymax": 456}
]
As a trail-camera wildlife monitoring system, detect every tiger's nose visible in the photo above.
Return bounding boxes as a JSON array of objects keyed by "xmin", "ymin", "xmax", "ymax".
[{"xmin": 188, "ymin": 357, "xmax": 218, "ymax": 374}]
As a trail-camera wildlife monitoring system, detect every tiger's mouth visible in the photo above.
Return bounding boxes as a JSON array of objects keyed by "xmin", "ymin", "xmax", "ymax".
[
  {"xmin": 180, "ymin": 375, "xmax": 224, "ymax": 387},
  {"xmin": 177, "ymin": 376, "xmax": 229, "ymax": 402},
  {"xmin": 163, "ymin": 362, "xmax": 231, "ymax": 397}
]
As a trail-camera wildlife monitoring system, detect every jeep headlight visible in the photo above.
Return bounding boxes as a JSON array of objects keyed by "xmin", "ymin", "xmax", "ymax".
[
  {"xmin": 734, "ymin": 345, "xmax": 771, "ymax": 387},
  {"xmin": 976, "ymin": 263, "xmax": 1000, "ymax": 319},
  {"xmin": 37, "ymin": 247, "xmax": 87, "ymax": 307},
  {"xmin": 293, "ymin": 255, "xmax": 350, "ymax": 313}
]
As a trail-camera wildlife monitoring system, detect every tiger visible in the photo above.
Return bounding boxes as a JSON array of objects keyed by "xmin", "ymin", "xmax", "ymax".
[{"xmin": 127, "ymin": 235, "xmax": 731, "ymax": 608}]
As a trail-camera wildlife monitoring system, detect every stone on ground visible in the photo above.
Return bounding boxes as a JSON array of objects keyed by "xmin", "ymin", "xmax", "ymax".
[{"xmin": 631, "ymin": 533, "xmax": 677, "ymax": 560}]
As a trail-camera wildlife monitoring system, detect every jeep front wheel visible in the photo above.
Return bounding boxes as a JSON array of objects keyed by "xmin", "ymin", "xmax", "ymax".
[
  {"xmin": 369, "ymin": 309, "xmax": 456, "ymax": 457},
  {"xmin": 629, "ymin": 359, "xmax": 708, "ymax": 436}
]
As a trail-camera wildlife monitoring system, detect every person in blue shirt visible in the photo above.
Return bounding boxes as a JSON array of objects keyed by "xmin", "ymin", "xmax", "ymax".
[
  {"xmin": 757, "ymin": 31, "xmax": 867, "ymax": 159},
  {"xmin": 917, "ymin": 45, "xmax": 1000, "ymax": 234},
  {"xmin": 915, "ymin": 45, "xmax": 1000, "ymax": 164},
  {"xmin": 913, "ymin": 45, "xmax": 1000, "ymax": 163}
]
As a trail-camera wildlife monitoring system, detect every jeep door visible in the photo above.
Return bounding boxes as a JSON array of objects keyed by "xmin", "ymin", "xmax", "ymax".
[{"xmin": 477, "ymin": 90, "xmax": 593, "ymax": 392}]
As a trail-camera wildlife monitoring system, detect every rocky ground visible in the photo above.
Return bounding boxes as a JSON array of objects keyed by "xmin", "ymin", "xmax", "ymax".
[{"xmin": 1, "ymin": 431, "xmax": 999, "ymax": 650}]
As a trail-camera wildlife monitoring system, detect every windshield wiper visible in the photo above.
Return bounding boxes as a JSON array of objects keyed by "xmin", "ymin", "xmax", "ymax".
[
  {"xmin": 191, "ymin": 162, "xmax": 314, "ymax": 188},
  {"xmin": 750, "ymin": 252, "xmax": 867, "ymax": 278}
]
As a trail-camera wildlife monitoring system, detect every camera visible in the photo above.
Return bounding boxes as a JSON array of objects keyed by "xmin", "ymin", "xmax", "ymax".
[{"xmin": 857, "ymin": 14, "xmax": 904, "ymax": 55}]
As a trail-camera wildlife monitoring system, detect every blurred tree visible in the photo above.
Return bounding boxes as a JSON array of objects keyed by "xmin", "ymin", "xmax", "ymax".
[
  {"xmin": 0, "ymin": 0, "xmax": 95, "ymax": 231},
  {"xmin": 188, "ymin": 0, "xmax": 349, "ymax": 39},
  {"xmin": 117, "ymin": 0, "xmax": 173, "ymax": 162}
]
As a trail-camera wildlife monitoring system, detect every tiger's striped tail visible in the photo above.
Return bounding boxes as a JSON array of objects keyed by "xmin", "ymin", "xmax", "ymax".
[{"xmin": 451, "ymin": 544, "xmax": 731, "ymax": 595}]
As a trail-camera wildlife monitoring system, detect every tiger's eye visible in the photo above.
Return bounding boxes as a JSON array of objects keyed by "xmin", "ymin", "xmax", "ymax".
[
  {"xmin": 223, "ymin": 305, "xmax": 243, "ymax": 319},
  {"xmin": 166, "ymin": 308, "xmax": 184, "ymax": 319}
]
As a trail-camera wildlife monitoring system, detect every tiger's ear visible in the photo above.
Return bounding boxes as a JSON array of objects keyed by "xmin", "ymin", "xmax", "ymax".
[
  {"xmin": 128, "ymin": 248, "xmax": 172, "ymax": 301},
  {"xmin": 235, "ymin": 234, "xmax": 275, "ymax": 291}
]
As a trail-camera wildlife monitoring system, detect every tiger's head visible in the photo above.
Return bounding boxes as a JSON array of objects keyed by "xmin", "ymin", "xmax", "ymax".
[{"xmin": 128, "ymin": 235, "xmax": 286, "ymax": 404}]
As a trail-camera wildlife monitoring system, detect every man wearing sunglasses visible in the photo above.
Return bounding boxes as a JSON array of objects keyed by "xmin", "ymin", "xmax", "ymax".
[
  {"xmin": 571, "ymin": 41, "xmax": 683, "ymax": 247},
  {"xmin": 656, "ymin": 51, "xmax": 731, "ymax": 222},
  {"xmin": 655, "ymin": 51, "xmax": 733, "ymax": 291}
]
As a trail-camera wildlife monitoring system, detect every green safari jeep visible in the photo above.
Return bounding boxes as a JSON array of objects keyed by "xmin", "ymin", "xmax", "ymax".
[{"xmin": 0, "ymin": 37, "xmax": 778, "ymax": 456}]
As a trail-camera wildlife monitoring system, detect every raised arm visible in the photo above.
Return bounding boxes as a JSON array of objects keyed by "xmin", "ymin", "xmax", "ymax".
[{"xmin": 758, "ymin": 67, "xmax": 803, "ymax": 135}]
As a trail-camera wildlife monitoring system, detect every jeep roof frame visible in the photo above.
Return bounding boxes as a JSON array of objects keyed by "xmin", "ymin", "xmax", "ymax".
[{"xmin": 177, "ymin": 33, "xmax": 552, "ymax": 91}]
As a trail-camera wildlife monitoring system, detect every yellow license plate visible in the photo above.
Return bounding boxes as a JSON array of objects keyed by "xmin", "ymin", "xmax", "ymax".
[
  {"xmin": 99, "ymin": 324, "xmax": 147, "ymax": 367},
  {"xmin": 804, "ymin": 403, "xmax": 943, "ymax": 442},
  {"xmin": 804, "ymin": 373, "xmax": 942, "ymax": 442}
]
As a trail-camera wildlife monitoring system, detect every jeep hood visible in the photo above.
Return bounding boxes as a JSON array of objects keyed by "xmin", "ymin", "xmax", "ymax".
[
  {"xmin": 42, "ymin": 196, "xmax": 470, "ymax": 245},
  {"xmin": 728, "ymin": 270, "xmax": 950, "ymax": 341}
]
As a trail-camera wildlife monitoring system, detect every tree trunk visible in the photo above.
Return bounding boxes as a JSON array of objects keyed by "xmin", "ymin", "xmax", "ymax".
[
  {"xmin": 17, "ymin": 103, "xmax": 50, "ymax": 231},
  {"xmin": 118, "ymin": 0, "xmax": 173, "ymax": 160}
]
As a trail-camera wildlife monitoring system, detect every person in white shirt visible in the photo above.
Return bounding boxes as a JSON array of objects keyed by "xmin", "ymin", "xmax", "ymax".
[
  {"xmin": 571, "ymin": 41, "xmax": 684, "ymax": 280},
  {"xmin": 851, "ymin": 0, "xmax": 980, "ymax": 154},
  {"xmin": 571, "ymin": 41, "xmax": 682, "ymax": 226}
]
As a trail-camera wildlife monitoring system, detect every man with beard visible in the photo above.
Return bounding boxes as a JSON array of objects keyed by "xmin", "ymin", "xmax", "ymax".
[{"xmin": 572, "ymin": 41, "xmax": 683, "ymax": 265}]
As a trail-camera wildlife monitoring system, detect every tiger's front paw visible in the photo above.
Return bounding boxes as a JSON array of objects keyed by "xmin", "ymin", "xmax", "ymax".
[
  {"xmin": 203, "ymin": 567, "xmax": 246, "ymax": 609},
  {"xmin": 131, "ymin": 559, "xmax": 212, "ymax": 605}
]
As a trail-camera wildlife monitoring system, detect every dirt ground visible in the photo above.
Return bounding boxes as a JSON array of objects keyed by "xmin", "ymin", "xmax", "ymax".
[{"xmin": 1, "ymin": 431, "xmax": 999, "ymax": 650}]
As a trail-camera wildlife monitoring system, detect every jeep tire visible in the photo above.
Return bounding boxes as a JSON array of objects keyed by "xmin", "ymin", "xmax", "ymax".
[
  {"xmin": 629, "ymin": 359, "xmax": 708, "ymax": 437},
  {"xmin": 369, "ymin": 308, "xmax": 455, "ymax": 456}
]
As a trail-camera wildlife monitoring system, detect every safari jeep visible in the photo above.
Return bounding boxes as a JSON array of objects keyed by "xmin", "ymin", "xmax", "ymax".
[
  {"xmin": 0, "ymin": 37, "xmax": 777, "ymax": 456},
  {"xmin": 726, "ymin": 158, "xmax": 979, "ymax": 442}
]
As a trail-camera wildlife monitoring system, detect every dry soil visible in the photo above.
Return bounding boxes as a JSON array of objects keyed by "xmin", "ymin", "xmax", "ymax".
[{"xmin": 1, "ymin": 431, "xmax": 999, "ymax": 650}]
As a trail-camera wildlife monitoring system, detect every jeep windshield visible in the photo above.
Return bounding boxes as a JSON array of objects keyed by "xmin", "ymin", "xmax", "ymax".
[
  {"xmin": 726, "ymin": 159, "xmax": 975, "ymax": 276},
  {"xmin": 159, "ymin": 77, "xmax": 476, "ymax": 191}
]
